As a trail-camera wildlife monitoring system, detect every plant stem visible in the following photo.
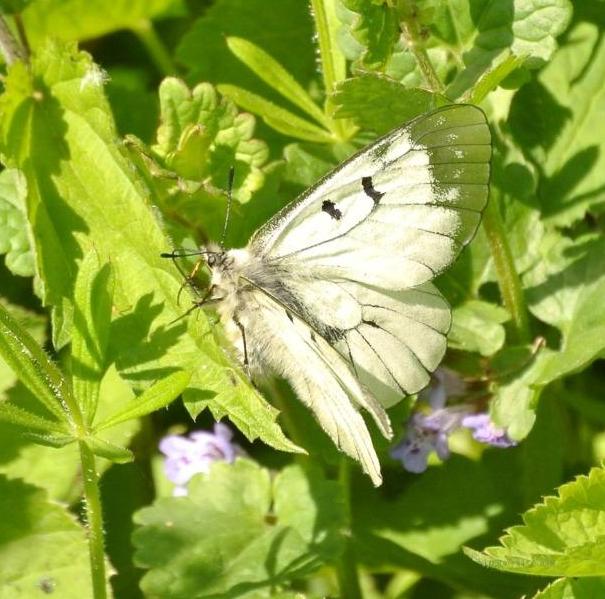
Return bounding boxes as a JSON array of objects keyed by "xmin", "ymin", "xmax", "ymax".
[
  {"xmin": 79, "ymin": 441, "xmax": 108, "ymax": 599},
  {"xmin": 400, "ymin": 2, "xmax": 444, "ymax": 94},
  {"xmin": 310, "ymin": 0, "xmax": 355, "ymax": 141},
  {"xmin": 130, "ymin": 19, "xmax": 176, "ymax": 76},
  {"xmin": 482, "ymin": 195, "xmax": 531, "ymax": 344},
  {"xmin": 0, "ymin": 16, "xmax": 25, "ymax": 65},
  {"xmin": 335, "ymin": 459, "xmax": 363, "ymax": 599}
]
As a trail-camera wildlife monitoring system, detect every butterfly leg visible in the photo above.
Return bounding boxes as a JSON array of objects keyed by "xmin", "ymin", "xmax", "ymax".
[
  {"xmin": 232, "ymin": 314, "xmax": 250, "ymax": 378},
  {"xmin": 177, "ymin": 258, "xmax": 205, "ymax": 305}
]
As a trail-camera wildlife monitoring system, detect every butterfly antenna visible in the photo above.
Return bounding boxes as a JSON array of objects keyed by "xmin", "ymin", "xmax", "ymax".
[{"xmin": 220, "ymin": 166, "xmax": 235, "ymax": 250}]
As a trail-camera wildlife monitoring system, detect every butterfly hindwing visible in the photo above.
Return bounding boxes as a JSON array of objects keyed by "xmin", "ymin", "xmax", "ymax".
[{"xmin": 241, "ymin": 287, "xmax": 391, "ymax": 485}]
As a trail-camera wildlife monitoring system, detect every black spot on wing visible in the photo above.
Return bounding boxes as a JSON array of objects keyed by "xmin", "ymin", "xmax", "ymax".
[
  {"xmin": 286, "ymin": 310, "xmax": 294, "ymax": 323},
  {"xmin": 361, "ymin": 176, "xmax": 384, "ymax": 204},
  {"xmin": 322, "ymin": 199, "xmax": 342, "ymax": 220}
]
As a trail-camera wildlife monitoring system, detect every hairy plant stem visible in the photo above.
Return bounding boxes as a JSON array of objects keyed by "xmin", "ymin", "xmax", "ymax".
[
  {"xmin": 0, "ymin": 16, "xmax": 25, "ymax": 65},
  {"xmin": 400, "ymin": 2, "xmax": 444, "ymax": 94},
  {"xmin": 482, "ymin": 195, "xmax": 531, "ymax": 343},
  {"xmin": 79, "ymin": 440, "xmax": 108, "ymax": 599},
  {"xmin": 335, "ymin": 459, "xmax": 363, "ymax": 599},
  {"xmin": 131, "ymin": 19, "xmax": 176, "ymax": 76}
]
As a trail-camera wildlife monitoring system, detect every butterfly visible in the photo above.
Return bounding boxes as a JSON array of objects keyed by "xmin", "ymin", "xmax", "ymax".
[{"xmin": 165, "ymin": 104, "xmax": 491, "ymax": 486}]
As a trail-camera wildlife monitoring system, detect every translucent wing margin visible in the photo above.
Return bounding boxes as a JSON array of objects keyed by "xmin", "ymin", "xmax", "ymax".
[
  {"xmin": 243, "ymin": 288, "xmax": 392, "ymax": 486},
  {"xmin": 249, "ymin": 104, "xmax": 491, "ymax": 291}
]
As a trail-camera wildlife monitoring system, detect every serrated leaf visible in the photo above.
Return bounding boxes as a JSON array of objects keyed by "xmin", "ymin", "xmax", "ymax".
[
  {"xmin": 531, "ymin": 577, "xmax": 605, "ymax": 599},
  {"xmin": 352, "ymin": 453, "xmax": 541, "ymax": 598},
  {"xmin": 0, "ymin": 302, "xmax": 69, "ymax": 423},
  {"xmin": 0, "ymin": 476, "xmax": 96, "ymax": 598},
  {"xmin": 22, "ymin": 0, "xmax": 186, "ymax": 45},
  {"xmin": 524, "ymin": 235, "xmax": 605, "ymax": 384},
  {"xmin": 133, "ymin": 460, "xmax": 344, "ymax": 598},
  {"xmin": 449, "ymin": 300, "xmax": 510, "ymax": 357},
  {"xmin": 509, "ymin": 21, "xmax": 605, "ymax": 226},
  {"xmin": 145, "ymin": 77, "xmax": 276, "ymax": 243},
  {"xmin": 0, "ymin": 41, "xmax": 300, "ymax": 456},
  {"xmin": 0, "ymin": 168, "xmax": 34, "ymax": 277},
  {"xmin": 0, "ymin": 300, "xmax": 46, "ymax": 400},
  {"xmin": 446, "ymin": 0, "xmax": 572, "ymax": 98},
  {"xmin": 465, "ymin": 466, "xmax": 605, "ymax": 576},
  {"xmin": 71, "ymin": 249, "xmax": 114, "ymax": 425},
  {"xmin": 340, "ymin": 0, "xmax": 400, "ymax": 71},
  {"xmin": 95, "ymin": 370, "xmax": 190, "ymax": 431},
  {"xmin": 226, "ymin": 37, "xmax": 330, "ymax": 129},
  {"xmin": 0, "ymin": 402, "xmax": 67, "ymax": 435},
  {"xmin": 332, "ymin": 75, "xmax": 442, "ymax": 135},
  {"xmin": 84, "ymin": 436, "xmax": 133, "ymax": 463}
]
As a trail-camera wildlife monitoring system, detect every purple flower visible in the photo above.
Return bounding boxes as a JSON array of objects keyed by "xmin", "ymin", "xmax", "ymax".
[
  {"xmin": 390, "ymin": 408, "xmax": 466, "ymax": 473},
  {"xmin": 159, "ymin": 422, "xmax": 240, "ymax": 495},
  {"xmin": 419, "ymin": 367, "xmax": 467, "ymax": 410},
  {"xmin": 461, "ymin": 413, "xmax": 517, "ymax": 448}
]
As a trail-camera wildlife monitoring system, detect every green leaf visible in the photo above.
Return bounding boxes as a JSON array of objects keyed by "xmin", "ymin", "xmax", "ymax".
[
  {"xmin": 332, "ymin": 75, "xmax": 442, "ymax": 135},
  {"xmin": 446, "ymin": 0, "xmax": 572, "ymax": 98},
  {"xmin": 531, "ymin": 578, "xmax": 605, "ymax": 599},
  {"xmin": 0, "ymin": 168, "xmax": 34, "ymax": 277},
  {"xmin": 465, "ymin": 466, "xmax": 605, "ymax": 576},
  {"xmin": 71, "ymin": 249, "xmax": 114, "ymax": 425},
  {"xmin": 0, "ymin": 476, "xmax": 95, "ymax": 598},
  {"xmin": 352, "ymin": 453, "xmax": 541, "ymax": 598},
  {"xmin": 22, "ymin": 0, "xmax": 186, "ymax": 45},
  {"xmin": 176, "ymin": 0, "xmax": 317, "ymax": 105},
  {"xmin": 95, "ymin": 370, "xmax": 190, "ymax": 431},
  {"xmin": 449, "ymin": 300, "xmax": 510, "ymax": 357},
  {"xmin": 469, "ymin": 52, "xmax": 527, "ymax": 103},
  {"xmin": 336, "ymin": 1, "xmax": 449, "ymax": 85},
  {"xmin": 218, "ymin": 84, "xmax": 334, "ymax": 143},
  {"xmin": 0, "ymin": 302, "xmax": 68, "ymax": 423},
  {"xmin": 490, "ymin": 346, "xmax": 551, "ymax": 440},
  {"xmin": 0, "ymin": 42, "xmax": 299, "ymax": 455},
  {"xmin": 0, "ymin": 411, "xmax": 82, "ymax": 503},
  {"xmin": 226, "ymin": 37, "xmax": 330, "ymax": 129},
  {"xmin": 133, "ymin": 460, "xmax": 345, "ymax": 598},
  {"xmin": 524, "ymin": 235, "xmax": 605, "ymax": 384},
  {"xmin": 339, "ymin": 0, "xmax": 400, "ymax": 71},
  {"xmin": 0, "ymin": 300, "xmax": 46, "ymax": 400},
  {"xmin": 151, "ymin": 78, "xmax": 273, "ymax": 196},
  {"xmin": 142, "ymin": 76, "xmax": 281, "ymax": 250},
  {"xmin": 0, "ymin": 0, "xmax": 32, "ymax": 13},
  {"xmin": 84, "ymin": 436, "xmax": 133, "ymax": 463},
  {"xmin": 509, "ymin": 21, "xmax": 605, "ymax": 226},
  {"xmin": 0, "ymin": 402, "xmax": 67, "ymax": 435}
]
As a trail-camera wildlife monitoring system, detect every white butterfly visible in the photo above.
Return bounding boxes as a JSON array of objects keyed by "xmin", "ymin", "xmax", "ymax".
[{"xmin": 169, "ymin": 104, "xmax": 491, "ymax": 486}]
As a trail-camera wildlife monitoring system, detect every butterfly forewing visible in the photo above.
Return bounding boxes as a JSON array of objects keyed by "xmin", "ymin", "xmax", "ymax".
[{"xmin": 250, "ymin": 104, "xmax": 491, "ymax": 291}]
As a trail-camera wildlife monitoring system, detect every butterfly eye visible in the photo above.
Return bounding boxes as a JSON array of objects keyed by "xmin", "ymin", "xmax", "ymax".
[{"xmin": 207, "ymin": 254, "xmax": 216, "ymax": 267}]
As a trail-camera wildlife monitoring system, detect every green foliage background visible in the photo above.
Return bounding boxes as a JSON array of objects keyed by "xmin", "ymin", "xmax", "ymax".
[{"xmin": 0, "ymin": 1, "xmax": 604, "ymax": 598}]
